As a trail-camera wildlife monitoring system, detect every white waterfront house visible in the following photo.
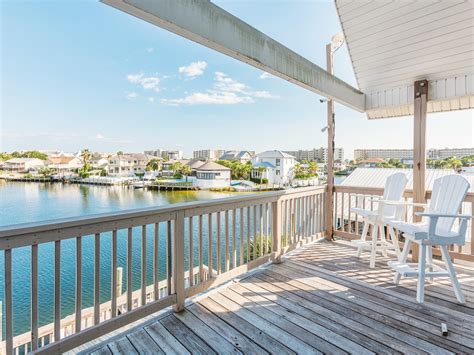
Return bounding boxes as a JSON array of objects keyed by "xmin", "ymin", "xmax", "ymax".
[
  {"xmin": 108, "ymin": 153, "xmax": 151, "ymax": 176},
  {"xmin": 46, "ymin": 156, "xmax": 83, "ymax": 174},
  {"xmin": 251, "ymin": 150, "xmax": 296, "ymax": 185},
  {"xmin": 195, "ymin": 161, "xmax": 231, "ymax": 189},
  {"xmin": 219, "ymin": 151, "xmax": 253, "ymax": 163},
  {"xmin": 3, "ymin": 158, "xmax": 45, "ymax": 172}
]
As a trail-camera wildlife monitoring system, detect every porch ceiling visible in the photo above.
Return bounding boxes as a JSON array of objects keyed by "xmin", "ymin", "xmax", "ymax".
[{"xmin": 335, "ymin": 0, "xmax": 474, "ymax": 119}]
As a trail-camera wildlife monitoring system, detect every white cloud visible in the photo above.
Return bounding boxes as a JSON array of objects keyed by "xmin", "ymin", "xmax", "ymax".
[
  {"xmin": 146, "ymin": 47, "xmax": 155, "ymax": 53},
  {"xmin": 214, "ymin": 72, "xmax": 248, "ymax": 93},
  {"xmin": 161, "ymin": 71, "xmax": 277, "ymax": 106},
  {"xmin": 161, "ymin": 92, "xmax": 253, "ymax": 106},
  {"xmin": 253, "ymin": 90, "xmax": 278, "ymax": 99},
  {"xmin": 259, "ymin": 72, "xmax": 273, "ymax": 79},
  {"xmin": 95, "ymin": 133, "xmax": 105, "ymax": 139},
  {"xmin": 127, "ymin": 73, "xmax": 160, "ymax": 92},
  {"xmin": 125, "ymin": 92, "xmax": 139, "ymax": 100},
  {"xmin": 148, "ymin": 97, "xmax": 155, "ymax": 103},
  {"xmin": 178, "ymin": 61, "xmax": 207, "ymax": 78}
]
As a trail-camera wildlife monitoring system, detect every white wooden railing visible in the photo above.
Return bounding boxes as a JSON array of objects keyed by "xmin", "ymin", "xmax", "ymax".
[
  {"xmin": 0, "ymin": 186, "xmax": 327, "ymax": 355},
  {"xmin": 333, "ymin": 186, "xmax": 474, "ymax": 263}
]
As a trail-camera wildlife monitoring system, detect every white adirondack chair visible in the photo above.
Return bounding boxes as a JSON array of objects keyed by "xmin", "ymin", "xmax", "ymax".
[
  {"xmin": 351, "ymin": 172, "xmax": 408, "ymax": 268},
  {"xmin": 386, "ymin": 174, "xmax": 471, "ymax": 303}
]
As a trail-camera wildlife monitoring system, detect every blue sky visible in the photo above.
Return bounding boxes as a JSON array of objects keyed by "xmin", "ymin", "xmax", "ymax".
[{"xmin": 1, "ymin": 0, "xmax": 472, "ymax": 159}]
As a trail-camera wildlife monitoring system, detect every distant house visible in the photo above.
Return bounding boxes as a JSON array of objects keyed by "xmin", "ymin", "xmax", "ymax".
[
  {"xmin": 195, "ymin": 162, "xmax": 231, "ymax": 189},
  {"xmin": 358, "ymin": 158, "xmax": 386, "ymax": 168},
  {"xmin": 3, "ymin": 158, "xmax": 45, "ymax": 172},
  {"xmin": 251, "ymin": 150, "xmax": 296, "ymax": 185},
  {"xmin": 46, "ymin": 156, "xmax": 83, "ymax": 172},
  {"xmin": 108, "ymin": 153, "xmax": 151, "ymax": 176},
  {"xmin": 334, "ymin": 159, "xmax": 346, "ymax": 170},
  {"xmin": 219, "ymin": 151, "xmax": 252, "ymax": 163},
  {"xmin": 90, "ymin": 155, "xmax": 109, "ymax": 169}
]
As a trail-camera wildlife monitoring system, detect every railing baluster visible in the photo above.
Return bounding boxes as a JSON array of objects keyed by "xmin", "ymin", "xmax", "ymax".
[
  {"xmin": 240, "ymin": 208, "xmax": 244, "ymax": 266},
  {"xmin": 208, "ymin": 213, "xmax": 213, "ymax": 278},
  {"xmin": 31, "ymin": 244, "xmax": 38, "ymax": 351},
  {"xmin": 225, "ymin": 210, "xmax": 229, "ymax": 272},
  {"xmin": 173, "ymin": 211, "xmax": 185, "ymax": 312},
  {"xmin": 341, "ymin": 192, "xmax": 345, "ymax": 233},
  {"xmin": 334, "ymin": 191, "xmax": 338, "ymax": 230},
  {"xmin": 303, "ymin": 197, "xmax": 307, "ymax": 239},
  {"xmin": 154, "ymin": 223, "xmax": 160, "ymax": 300},
  {"xmin": 111, "ymin": 230, "xmax": 118, "ymax": 317},
  {"xmin": 75, "ymin": 236, "xmax": 82, "ymax": 333},
  {"xmin": 198, "ymin": 215, "xmax": 203, "ymax": 282},
  {"xmin": 127, "ymin": 227, "xmax": 133, "ymax": 312},
  {"xmin": 188, "ymin": 217, "xmax": 193, "ymax": 286},
  {"xmin": 94, "ymin": 234, "xmax": 100, "ymax": 325},
  {"xmin": 246, "ymin": 206, "xmax": 250, "ymax": 262},
  {"xmin": 259, "ymin": 204, "xmax": 264, "ymax": 255},
  {"xmin": 346, "ymin": 193, "xmax": 349, "ymax": 233},
  {"xmin": 471, "ymin": 201, "xmax": 474, "ymax": 256},
  {"xmin": 167, "ymin": 221, "xmax": 172, "ymax": 295},
  {"xmin": 288, "ymin": 199, "xmax": 295, "ymax": 244},
  {"xmin": 141, "ymin": 225, "xmax": 147, "ymax": 306},
  {"xmin": 5, "ymin": 249, "xmax": 12, "ymax": 355},
  {"xmin": 216, "ymin": 212, "xmax": 221, "ymax": 275},
  {"xmin": 253, "ymin": 205, "xmax": 257, "ymax": 260},
  {"xmin": 266, "ymin": 203, "xmax": 270, "ymax": 253},
  {"xmin": 232, "ymin": 209, "xmax": 237, "ymax": 267},
  {"xmin": 300, "ymin": 197, "xmax": 304, "ymax": 239},
  {"xmin": 54, "ymin": 240, "xmax": 61, "ymax": 341}
]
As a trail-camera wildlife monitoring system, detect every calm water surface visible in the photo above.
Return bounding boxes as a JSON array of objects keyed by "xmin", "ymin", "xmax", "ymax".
[{"xmin": 0, "ymin": 181, "xmax": 242, "ymax": 337}]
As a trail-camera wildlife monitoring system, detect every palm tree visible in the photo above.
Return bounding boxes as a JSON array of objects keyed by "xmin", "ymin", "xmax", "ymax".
[
  {"xmin": 80, "ymin": 149, "xmax": 92, "ymax": 174},
  {"xmin": 257, "ymin": 166, "xmax": 267, "ymax": 185},
  {"xmin": 38, "ymin": 167, "xmax": 52, "ymax": 178},
  {"xmin": 308, "ymin": 161, "xmax": 318, "ymax": 176},
  {"xmin": 146, "ymin": 159, "xmax": 160, "ymax": 172},
  {"xmin": 171, "ymin": 162, "xmax": 184, "ymax": 178},
  {"xmin": 181, "ymin": 165, "xmax": 193, "ymax": 182}
]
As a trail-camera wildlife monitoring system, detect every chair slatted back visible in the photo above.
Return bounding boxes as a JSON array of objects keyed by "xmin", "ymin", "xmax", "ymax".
[
  {"xmin": 428, "ymin": 175, "xmax": 470, "ymax": 236},
  {"xmin": 381, "ymin": 173, "xmax": 408, "ymax": 218}
]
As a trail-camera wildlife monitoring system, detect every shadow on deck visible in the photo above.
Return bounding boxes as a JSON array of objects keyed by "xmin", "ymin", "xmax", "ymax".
[{"xmin": 81, "ymin": 240, "xmax": 474, "ymax": 354}]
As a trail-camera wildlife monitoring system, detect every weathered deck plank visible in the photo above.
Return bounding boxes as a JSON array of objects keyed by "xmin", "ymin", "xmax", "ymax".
[{"xmin": 83, "ymin": 241, "xmax": 474, "ymax": 355}]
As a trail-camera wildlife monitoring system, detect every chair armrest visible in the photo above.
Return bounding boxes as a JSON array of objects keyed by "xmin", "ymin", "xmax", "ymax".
[
  {"xmin": 415, "ymin": 212, "xmax": 471, "ymax": 239},
  {"xmin": 415, "ymin": 212, "xmax": 471, "ymax": 219},
  {"xmin": 381, "ymin": 200, "xmax": 428, "ymax": 208}
]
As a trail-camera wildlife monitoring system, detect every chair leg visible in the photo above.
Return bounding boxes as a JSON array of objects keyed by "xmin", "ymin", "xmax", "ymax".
[
  {"xmin": 416, "ymin": 244, "xmax": 427, "ymax": 303},
  {"xmin": 427, "ymin": 246, "xmax": 433, "ymax": 283},
  {"xmin": 388, "ymin": 226, "xmax": 401, "ymax": 260},
  {"xmin": 356, "ymin": 221, "xmax": 369, "ymax": 258},
  {"xmin": 394, "ymin": 239, "xmax": 412, "ymax": 284},
  {"xmin": 379, "ymin": 225, "xmax": 388, "ymax": 257},
  {"xmin": 369, "ymin": 224, "xmax": 379, "ymax": 268},
  {"xmin": 440, "ymin": 245, "xmax": 465, "ymax": 304}
]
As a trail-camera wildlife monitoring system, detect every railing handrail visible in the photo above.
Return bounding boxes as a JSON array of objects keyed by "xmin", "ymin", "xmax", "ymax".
[{"xmin": 0, "ymin": 185, "xmax": 326, "ymax": 249}]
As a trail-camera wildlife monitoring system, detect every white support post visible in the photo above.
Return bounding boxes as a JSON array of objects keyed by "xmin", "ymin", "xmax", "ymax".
[{"xmin": 412, "ymin": 79, "xmax": 428, "ymax": 261}]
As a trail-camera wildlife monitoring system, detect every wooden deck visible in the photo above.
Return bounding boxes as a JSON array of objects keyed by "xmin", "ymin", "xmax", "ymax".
[{"xmin": 82, "ymin": 240, "xmax": 474, "ymax": 354}]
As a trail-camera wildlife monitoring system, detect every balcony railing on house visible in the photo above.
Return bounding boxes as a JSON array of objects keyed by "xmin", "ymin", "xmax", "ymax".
[{"xmin": 0, "ymin": 186, "xmax": 326, "ymax": 355}]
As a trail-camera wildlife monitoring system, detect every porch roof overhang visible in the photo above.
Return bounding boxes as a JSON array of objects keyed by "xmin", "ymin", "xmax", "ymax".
[
  {"xmin": 101, "ymin": 0, "xmax": 365, "ymax": 112},
  {"xmin": 335, "ymin": 0, "xmax": 474, "ymax": 119}
]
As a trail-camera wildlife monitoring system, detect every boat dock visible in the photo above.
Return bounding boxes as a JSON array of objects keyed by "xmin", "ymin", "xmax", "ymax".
[{"xmin": 147, "ymin": 182, "xmax": 199, "ymax": 191}]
